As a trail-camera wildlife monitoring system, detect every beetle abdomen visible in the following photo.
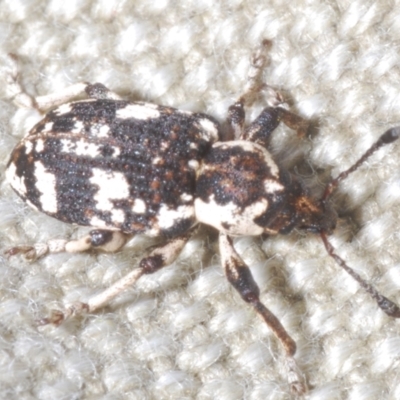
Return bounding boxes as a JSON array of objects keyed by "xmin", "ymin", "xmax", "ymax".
[{"xmin": 6, "ymin": 99, "xmax": 220, "ymax": 237}]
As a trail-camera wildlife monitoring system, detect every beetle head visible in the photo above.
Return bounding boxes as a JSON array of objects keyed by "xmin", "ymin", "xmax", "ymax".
[{"xmin": 294, "ymin": 196, "xmax": 337, "ymax": 235}]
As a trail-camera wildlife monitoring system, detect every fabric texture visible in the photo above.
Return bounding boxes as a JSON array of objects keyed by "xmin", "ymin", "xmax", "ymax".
[{"xmin": 0, "ymin": 1, "xmax": 400, "ymax": 399}]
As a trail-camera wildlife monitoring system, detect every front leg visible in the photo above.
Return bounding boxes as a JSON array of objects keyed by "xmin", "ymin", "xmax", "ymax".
[{"xmin": 219, "ymin": 233, "xmax": 306, "ymax": 395}]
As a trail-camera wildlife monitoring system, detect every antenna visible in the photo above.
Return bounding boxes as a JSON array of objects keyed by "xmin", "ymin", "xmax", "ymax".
[
  {"xmin": 322, "ymin": 127, "xmax": 400, "ymax": 202},
  {"xmin": 320, "ymin": 127, "xmax": 400, "ymax": 317}
]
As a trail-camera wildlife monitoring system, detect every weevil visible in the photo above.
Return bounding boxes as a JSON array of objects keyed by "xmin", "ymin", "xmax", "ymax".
[{"xmin": 5, "ymin": 43, "xmax": 400, "ymax": 394}]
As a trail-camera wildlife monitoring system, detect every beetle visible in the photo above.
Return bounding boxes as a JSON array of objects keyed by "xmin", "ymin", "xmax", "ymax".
[{"xmin": 5, "ymin": 43, "xmax": 400, "ymax": 394}]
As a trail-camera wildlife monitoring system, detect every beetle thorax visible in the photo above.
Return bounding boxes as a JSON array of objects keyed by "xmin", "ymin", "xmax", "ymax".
[{"xmin": 194, "ymin": 141, "xmax": 289, "ymax": 236}]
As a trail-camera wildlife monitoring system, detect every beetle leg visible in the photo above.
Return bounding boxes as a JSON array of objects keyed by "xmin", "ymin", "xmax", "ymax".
[
  {"xmin": 239, "ymin": 39, "xmax": 271, "ymax": 107},
  {"xmin": 84, "ymin": 83, "xmax": 123, "ymax": 100},
  {"xmin": 219, "ymin": 233, "xmax": 307, "ymax": 395},
  {"xmin": 225, "ymin": 41, "xmax": 308, "ymax": 146},
  {"xmin": 241, "ymin": 106, "xmax": 309, "ymax": 148},
  {"xmin": 38, "ymin": 228, "xmax": 195, "ymax": 325},
  {"xmin": 225, "ymin": 40, "xmax": 273, "ymax": 140},
  {"xmin": 277, "ymin": 108, "xmax": 309, "ymax": 138},
  {"xmin": 237, "ymin": 39, "xmax": 287, "ymax": 109},
  {"xmin": 10, "ymin": 80, "xmax": 122, "ymax": 112},
  {"xmin": 5, "ymin": 55, "xmax": 121, "ymax": 111},
  {"xmin": 227, "ymin": 100, "xmax": 308, "ymax": 144},
  {"xmin": 5, "ymin": 229, "xmax": 129, "ymax": 261},
  {"xmin": 226, "ymin": 101, "xmax": 245, "ymax": 140},
  {"xmin": 5, "ymin": 58, "xmax": 89, "ymax": 111},
  {"xmin": 32, "ymin": 82, "xmax": 122, "ymax": 111}
]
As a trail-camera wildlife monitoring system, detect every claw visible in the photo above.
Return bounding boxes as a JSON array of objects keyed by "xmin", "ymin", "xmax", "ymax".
[
  {"xmin": 37, "ymin": 302, "xmax": 90, "ymax": 326},
  {"xmin": 4, "ymin": 246, "xmax": 37, "ymax": 261},
  {"xmin": 37, "ymin": 310, "xmax": 65, "ymax": 326}
]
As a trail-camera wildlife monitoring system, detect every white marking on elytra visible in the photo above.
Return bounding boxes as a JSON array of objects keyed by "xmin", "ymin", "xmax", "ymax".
[
  {"xmin": 264, "ymin": 179, "xmax": 284, "ymax": 193},
  {"xmin": 197, "ymin": 118, "xmax": 219, "ymax": 141},
  {"xmin": 53, "ymin": 103, "xmax": 73, "ymax": 115},
  {"xmin": 70, "ymin": 120, "xmax": 85, "ymax": 134},
  {"xmin": 42, "ymin": 122, "xmax": 54, "ymax": 133},
  {"xmin": 111, "ymin": 147, "xmax": 121, "ymax": 157},
  {"xmin": 116, "ymin": 104, "xmax": 161, "ymax": 120},
  {"xmin": 34, "ymin": 161, "xmax": 58, "ymax": 213},
  {"xmin": 90, "ymin": 168, "xmax": 130, "ymax": 212},
  {"xmin": 152, "ymin": 157, "xmax": 163, "ymax": 165},
  {"xmin": 188, "ymin": 160, "xmax": 199, "ymax": 170},
  {"xmin": 195, "ymin": 195, "xmax": 268, "ymax": 236},
  {"xmin": 90, "ymin": 124, "xmax": 111, "ymax": 138},
  {"xmin": 75, "ymin": 139, "xmax": 101, "ymax": 157},
  {"xmin": 35, "ymin": 139, "xmax": 45, "ymax": 153},
  {"xmin": 6, "ymin": 163, "xmax": 27, "ymax": 195},
  {"xmin": 180, "ymin": 193, "xmax": 193, "ymax": 202},
  {"xmin": 24, "ymin": 141, "xmax": 33, "ymax": 154},
  {"xmin": 89, "ymin": 216, "xmax": 109, "ymax": 228},
  {"xmin": 111, "ymin": 209, "xmax": 125, "ymax": 223},
  {"xmin": 60, "ymin": 139, "xmax": 74, "ymax": 153},
  {"xmin": 132, "ymin": 199, "xmax": 146, "ymax": 214},
  {"xmin": 157, "ymin": 204, "xmax": 194, "ymax": 230},
  {"xmin": 160, "ymin": 141, "xmax": 169, "ymax": 150},
  {"xmin": 60, "ymin": 138, "xmax": 102, "ymax": 158}
]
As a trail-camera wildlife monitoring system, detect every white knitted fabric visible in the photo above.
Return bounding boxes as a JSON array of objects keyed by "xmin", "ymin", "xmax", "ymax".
[{"xmin": 1, "ymin": 1, "xmax": 400, "ymax": 399}]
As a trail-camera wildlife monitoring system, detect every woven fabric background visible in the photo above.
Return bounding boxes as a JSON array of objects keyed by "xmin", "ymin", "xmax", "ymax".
[{"xmin": 1, "ymin": 1, "xmax": 400, "ymax": 399}]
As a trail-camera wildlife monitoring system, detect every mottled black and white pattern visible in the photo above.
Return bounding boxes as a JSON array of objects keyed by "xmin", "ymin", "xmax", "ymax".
[
  {"xmin": 6, "ymin": 99, "xmax": 219, "ymax": 238},
  {"xmin": 194, "ymin": 140, "xmax": 316, "ymax": 236},
  {"xmin": 6, "ymin": 60, "xmax": 400, "ymax": 396}
]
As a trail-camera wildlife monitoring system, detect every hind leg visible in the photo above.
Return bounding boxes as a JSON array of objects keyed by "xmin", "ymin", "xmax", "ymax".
[
  {"xmin": 5, "ymin": 229, "xmax": 129, "ymax": 261},
  {"xmin": 5, "ymin": 54, "xmax": 121, "ymax": 112},
  {"xmin": 40, "ymin": 228, "xmax": 195, "ymax": 325}
]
